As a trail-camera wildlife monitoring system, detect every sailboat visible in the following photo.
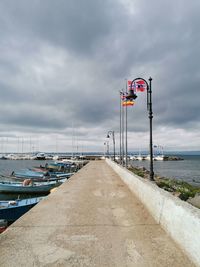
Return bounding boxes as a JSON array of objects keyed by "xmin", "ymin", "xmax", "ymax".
[
  {"xmin": 135, "ymin": 149, "xmax": 145, "ymax": 160},
  {"xmin": 154, "ymin": 145, "xmax": 165, "ymax": 161}
]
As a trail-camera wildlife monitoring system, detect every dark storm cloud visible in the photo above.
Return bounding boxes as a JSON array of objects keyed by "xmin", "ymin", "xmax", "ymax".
[
  {"xmin": 0, "ymin": 0, "xmax": 200, "ymax": 151},
  {"xmin": 0, "ymin": 0, "xmax": 119, "ymax": 55}
]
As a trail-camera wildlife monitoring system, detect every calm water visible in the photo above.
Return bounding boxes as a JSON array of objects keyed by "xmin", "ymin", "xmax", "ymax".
[
  {"xmin": 130, "ymin": 155, "xmax": 200, "ymax": 186},
  {"xmin": 0, "ymin": 156, "xmax": 200, "ymax": 200},
  {"xmin": 0, "ymin": 160, "xmax": 51, "ymax": 200}
]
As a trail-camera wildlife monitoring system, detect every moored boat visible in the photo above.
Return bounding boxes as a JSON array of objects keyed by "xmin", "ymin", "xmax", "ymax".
[
  {"xmin": 32, "ymin": 153, "xmax": 46, "ymax": 160},
  {"xmin": 135, "ymin": 155, "xmax": 145, "ymax": 160},
  {"xmin": 45, "ymin": 161, "xmax": 75, "ymax": 172},
  {"xmin": 12, "ymin": 169, "xmax": 46, "ymax": 179},
  {"xmin": 154, "ymin": 155, "xmax": 165, "ymax": 161},
  {"xmin": 10, "ymin": 169, "xmax": 74, "ymax": 182},
  {"xmin": 0, "ymin": 197, "xmax": 45, "ymax": 222},
  {"xmin": 0, "ymin": 219, "xmax": 7, "ymax": 233},
  {"xmin": 0, "ymin": 180, "xmax": 64, "ymax": 194}
]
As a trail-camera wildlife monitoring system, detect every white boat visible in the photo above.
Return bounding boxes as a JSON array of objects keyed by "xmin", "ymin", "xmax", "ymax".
[
  {"xmin": 145, "ymin": 155, "xmax": 156, "ymax": 161},
  {"xmin": 154, "ymin": 155, "xmax": 165, "ymax": 161},
  {"xmin": 153, "ymin": 145, "xmax": 165, "ymax": 161},
  {"xmin": 32, "ymin": 153, "xmax": 46, "ymax": 160},
  {"xmin": 136, "ymin": 155, "xmax": 145, "ymax": 160},
  {"xmin": 129, "ymin": 155, "xmax": 137, "ymax": 160}
]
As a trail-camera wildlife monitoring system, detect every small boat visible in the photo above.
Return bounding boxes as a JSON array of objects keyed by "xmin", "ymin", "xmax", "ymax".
[
  {"xmin": 0, "ymin": 197, "xmax": 45, "ymax": 222},
  {"xmin": 154, "ymin": 155, "xmax": 165, "ymax": 161},
  {"xmin": 33, "ymin": 153, "xmax": 46, "ymax": 160},
  {"xmin": 0, "ymin": 180, "xmax": 64, "ymax": 194},
  {"xmin": 10, "ymin": 172, "xmax": 74, "ymax": 182},
  {"xmin": 129, "ymin": 155, "xmax": 137, "ymax": 160},
  {"xmin": 153, "ymin": 145, "xmax": 165, "ymax": 161},
  {"xmin": 144, "ymin": 155, "xmax": 156, "ymax": 161},
  {"xmin": 45, "ymin": 161, "xmax": 75, "ymax": 171},
  {"xmin": 10, "ymin": 169, "xmax": 74, "ymax": 182},
  {"xmin": 136, "ymin": 155, "xmax": 145, "ymax": 161},
  {"xmin": 135, "ymin": 149, "xmax": 145, "ymax": 161},
  {"xmin": 12, "ymin": 169, "xmax": 46, "ymax": 179}
]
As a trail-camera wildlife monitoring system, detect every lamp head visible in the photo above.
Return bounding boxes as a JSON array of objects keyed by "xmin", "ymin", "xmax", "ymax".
[{"xmin": 126, "ymin": 89, "xmax": 137, "ymax": 100}]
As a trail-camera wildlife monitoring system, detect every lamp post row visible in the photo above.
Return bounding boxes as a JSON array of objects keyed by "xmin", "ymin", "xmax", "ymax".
[{"xmin": 107, "ymin": 77, "xmax": 154, "ymax": 181}]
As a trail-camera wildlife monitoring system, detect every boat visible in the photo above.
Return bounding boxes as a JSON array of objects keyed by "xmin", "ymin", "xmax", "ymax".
[
  {"xmin": 153, "ymin": 145, "xmax": 165, "ymax": 161},
  {"xmin": 10, "ymin": 168, "xmax": 74, "ymax": 182},
  {"xmin": 0, "ymin": 180, "xmax": 64, "ymax": 194},
  {"xmin": 135, "ymin": 149, "xmax": 145, "ymax": 161},
  {"xmin": 0, "ymin": 196, "xmax": 45, "ymax": 222},
  {"xmin": 45, "ymin": 161, "xmax": 75, "ymax": 171},
  {"xmin": 0, "ymin": 219, "xmax": 7, "ymax": 233},
  {"xmin": 135, "ymin": 154, "xmax": 145, "ymax": 160},
  {"xmin": 129, "ymin": 155, "xmax": 137, "ymax": 160},
  {"xmin": 12, "ymin": 169, "xmax": 46, "ymax": 179},
  {"xmin": 32, "ymin": 153, "xmax": 46, "ymax": 160},
  {"xmin": 154, "ymin": 155, "xmax": 165, "ymax": 161},
  {"xmin": 144, "ymin": 155, "xmax": 156, "ymax": 161}
]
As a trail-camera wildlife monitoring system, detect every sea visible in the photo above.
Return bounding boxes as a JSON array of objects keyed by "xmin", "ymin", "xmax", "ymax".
[
  {"xmin": 0, "ymin": 155, "xmax": 200, "ymax": 200},
  {"xmin": 130, "ymin": 155, "xmax": 200, "ymax": 187}
]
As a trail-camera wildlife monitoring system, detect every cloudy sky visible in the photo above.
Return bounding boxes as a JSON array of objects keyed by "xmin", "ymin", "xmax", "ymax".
[{"xmin": 0, "ymin": 0, "xmax": 200, "ymax": 153}]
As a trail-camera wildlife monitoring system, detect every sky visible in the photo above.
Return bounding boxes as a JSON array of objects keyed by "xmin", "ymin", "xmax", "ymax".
[{"xmin": 0, "ymin": 0, "xmax": 200, "ymax": 154}]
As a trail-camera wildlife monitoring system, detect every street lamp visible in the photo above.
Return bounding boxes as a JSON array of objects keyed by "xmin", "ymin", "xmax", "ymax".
[
  {"xmin": 106, "ymin": 131, "xmax": 115, "ymax": 161},
  {"xmin": 104, "ymin": 141, "xmax": 109, "ymax": 158},
  {"xmin": 127, "ymin": 77, "xmax": 154, "ymax": 181}
]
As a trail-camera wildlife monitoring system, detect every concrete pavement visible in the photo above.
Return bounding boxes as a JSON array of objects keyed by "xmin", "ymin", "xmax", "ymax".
[{"xmin": 0, "ymin": 160, "xmax": 195, "ymax": 266}]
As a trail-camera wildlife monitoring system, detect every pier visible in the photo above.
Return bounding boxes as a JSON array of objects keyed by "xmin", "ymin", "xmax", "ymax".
[{"xmin": 0, "ymin": 160, "xmax": 198, "ymax": 266}]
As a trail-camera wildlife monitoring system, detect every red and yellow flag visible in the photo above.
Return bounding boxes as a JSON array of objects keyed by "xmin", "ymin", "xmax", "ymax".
[{"xmin": 122, "ymin": 100, "xmax": 134, "ymax": 107}]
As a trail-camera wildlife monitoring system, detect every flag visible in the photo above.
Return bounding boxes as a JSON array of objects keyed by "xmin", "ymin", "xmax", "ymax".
[
  {"xmin": 120, "ymin": 91, "xmax": 128, "ymax": 100},
  {"xmin": 135, "ymin": 79, "xmax": 146, "ymax": 92},
  {"xmin": 122, "ymin": 100, "xmax": 134, "ymax": 106},
  {"xmin": 127, "ymin": 80, "xmax": 134, "ymax": 90},
  {"xmin": 128, "ymin": 79, "xmax": 146, "ymax": 92}
]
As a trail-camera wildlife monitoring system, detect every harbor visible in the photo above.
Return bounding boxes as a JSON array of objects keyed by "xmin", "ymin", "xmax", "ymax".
[
  {"xmin": 0, "ymin": 157, "xmax": 89, "ymax": 232},
  {"xmin": 0, "ymin": 159, "xmax": 197, "ymax": 267},
  {"xmin": 0, "ymin": 0, "xmax": 200, "ymax": 266},
  {"xmin": 0, "ymin": 153, "xmax": 200, "ymax": 230}
]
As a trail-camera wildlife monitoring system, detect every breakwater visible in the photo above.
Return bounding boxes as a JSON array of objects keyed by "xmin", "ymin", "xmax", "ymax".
[
  {"xmin": 106, "ymin": 158, "xmax": 200, "ymax": 266},
  {"xmin": 0, "ymin": 160, "xmax": 195, "ymax": 266}
]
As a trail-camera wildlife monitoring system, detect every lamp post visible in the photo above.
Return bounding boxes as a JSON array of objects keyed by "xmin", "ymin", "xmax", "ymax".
[
  {"xmin": 120, "ymin": 90, "xmax": 125, "ymax": 165},
  {"xmin": 125, "ymin": 79, "xmax": 128, "ymax": 168},
  {"xmin": 104, "ymin": 141, "xmax": 109, "ymax": 158},
  {"xmin": 119, "ymin": 91, "xmax": 122, "ymax": 165},
  {"xmin": 107, "ymin": 131, "xmax": 115, "ymax": 161},
  {"xmin": 127, "ymin": 77, "xmax": 154, "ymax": 181}
]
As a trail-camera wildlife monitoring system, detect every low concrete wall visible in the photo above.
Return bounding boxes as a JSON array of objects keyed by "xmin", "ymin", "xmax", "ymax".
[{"xmin": 106, "ymin": 159, "xmax": 200, "ymax": 267}]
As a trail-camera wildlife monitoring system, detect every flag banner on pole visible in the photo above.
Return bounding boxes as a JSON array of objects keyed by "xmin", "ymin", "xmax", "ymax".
[
  {"xmin": 122, "ymin": 100, "xmax": 134, "ymax": 106},
  {"xmin": 120, "ymin": 92, "xmax": 128, "ymax": 100},
  {"xmin": 128, "ymin": 80, "xmax": 147, "ymax": 92}
]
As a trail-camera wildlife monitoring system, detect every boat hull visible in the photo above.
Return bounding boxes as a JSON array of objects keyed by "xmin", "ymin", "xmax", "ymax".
[
  {"xmin": 0, "ymin": 181, "xmax": 62, "ymax": 194},
  {"xmin": 0, "ymin": 203, "xmax": 36, "ymax": 222},
  {"xmin": 0, "ymin": 197, "xmax": 44, "ymax": 222}
]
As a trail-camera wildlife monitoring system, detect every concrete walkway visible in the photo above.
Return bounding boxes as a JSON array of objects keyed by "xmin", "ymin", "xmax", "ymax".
[{"xmin": 0, "ymin": 161, "xmax": 195, "ymax": 266}]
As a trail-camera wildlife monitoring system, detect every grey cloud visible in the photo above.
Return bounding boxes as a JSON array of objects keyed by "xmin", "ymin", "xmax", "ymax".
[
  {"xmin": 0, "ymin": 0, "xmax": 200, "ymax": 151},
  {"xmin": 0, "ymin": 0, "xmax": 123, "ymax": 56}
]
